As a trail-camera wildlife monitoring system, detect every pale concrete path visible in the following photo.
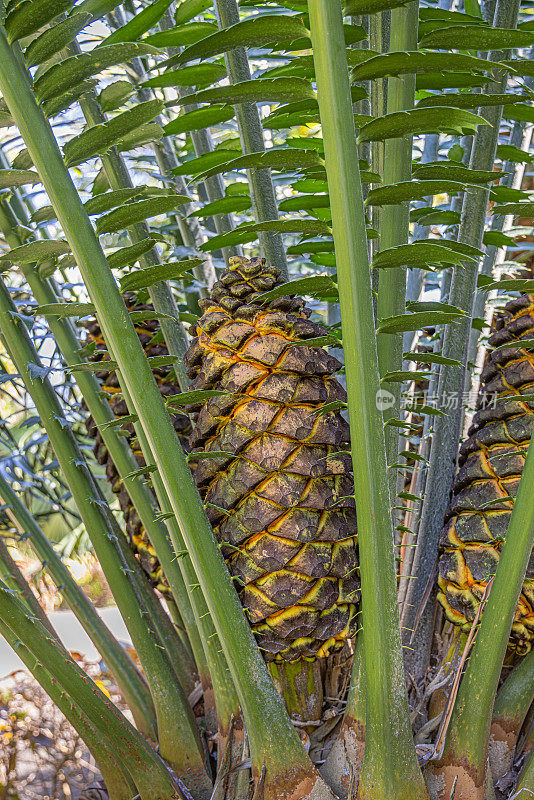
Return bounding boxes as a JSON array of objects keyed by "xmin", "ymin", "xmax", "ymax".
[{"xmin": 0, "ymin": 606, "xmax": 132, "ymax": 677}]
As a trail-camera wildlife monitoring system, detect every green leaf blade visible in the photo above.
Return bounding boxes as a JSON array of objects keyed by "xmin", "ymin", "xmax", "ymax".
[
  {"xmin": 34, "ymin": 43, "xmax": 160, "ymax": 102},
  {"xmin": 96, "ymin": 195, "xmax": 191, "ymax": 235}
]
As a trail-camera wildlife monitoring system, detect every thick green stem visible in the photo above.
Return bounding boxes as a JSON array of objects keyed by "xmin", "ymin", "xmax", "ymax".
[
  {"xmin": 130, "ymin": 413, "xmax": 241, "ymax": 743},
  {"xmin": 0, "ymin": 191, "xmax": 205, "ymax": 694},
  {"xmin": 80, "ymin": 20, "xmax": 219, "ymax": 291},
  {"xmin": 0, "ymin": 277, "xmax": 208, "ymax": 793},
  {"xmin": 427, "ymin": 437, "xmax": 534, "ymax": 798},
  {"xmin": 308, "ymin": 4, "xmax": 428, "ymax": 799},
  {"xmin": 368, "ymin": 11, "xmax": 388, "ymax": 314},
  {"xmin": 493, "ymin": 649, "xmax": 534, "ymax": 732},
  {"xmin": 0, "ymin": 581, "xmax": 182, "ymax": 800},
  {"xmin": 213, "ymin": 0, "xmax": 288, "ymax": 279},
  {"xmin": 402, "ymin": 0, "xmax": 521, "ymax": 666},
  {"xmin": 0, "ymin": 196, "xmax": 197, "ymax": 692},
  {"xmin": 107, "ymin": 514, "xmax": 198, "ymax": 697},
  {"xmin": 73, "ymin": 86, "xmax": 192, "ymax": 386},
  {"xmin": 0, "ymin": 533, "xmax": 58, "ymax": 636},
  {"xmin": 0, "ymin": 474, "xmax": 160, "ymax": 729},
  {"xmin": 0, "ymin": 27, "xmax": 322, "ymax": 798},
  {"xmin": 375, "ymin": 2, "xmax": 418, "ymax": 476}
]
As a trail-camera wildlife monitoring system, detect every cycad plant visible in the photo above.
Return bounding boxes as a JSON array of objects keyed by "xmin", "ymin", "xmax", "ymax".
[{"xmin": 0, "ymin": 1, "xmax": 533, "ymax": 799}]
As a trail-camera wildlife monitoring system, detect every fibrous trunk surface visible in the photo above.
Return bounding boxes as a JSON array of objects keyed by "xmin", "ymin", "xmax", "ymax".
[{"xmin": 438, "ymin": 293, "xmax": 534, "ymax": 655}]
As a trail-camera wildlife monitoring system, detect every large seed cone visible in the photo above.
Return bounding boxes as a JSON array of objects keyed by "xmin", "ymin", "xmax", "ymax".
[
  {"xmin": 84, "ymin": 294, "xmax": 190, "ymax": 593},
  {"xmin": 438, "ymin": 293, "xmax": 534, "ymax": 655},
  {"xmin": 185, "ymin": 256, "xmax": 360, "ymax": 663}
]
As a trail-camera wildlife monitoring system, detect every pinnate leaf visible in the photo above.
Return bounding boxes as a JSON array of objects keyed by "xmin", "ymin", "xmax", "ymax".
[
  {"xmin": 175, "ymin": 14, "xmax": 309, "ymax": 64},
  {"xmin": 416, "ymin": 92, "xmax": 530, "ymax": 110},
  {"xmin": 193, "ymin": 148, "xmax": 323, "ymax": 181},
  {"xmin": 367, "ymin": 179, "xmax": 480, "ymax": 206},
  {"xmin": 35, "ymin": 302, "xmax": 96, "ymax": 318},
  {"xmin": 166, "ymin": 389, "xmax": 228, "ymax": 407},
  {"xmin": 257, "ymin": 275, "xmax": 337, "ymax": 304},
  {"xmin": 420, "ymin": 25, "xmax": 534, "ymax": 49},
  {"xmin": 24, "ymin": 12, "xmax": 92, "ymax": 66},
  {"xmin": 179, "ymin": 77, "xmax": 315, "ymax": 107},
  {"xmin": 497, "ymin": 144, "xmax": 534, "ymax": 164},
  {"xmin": 144, "ymin": 21, "xmax": 217, "ymax": 47},
  {"xmin": 100, "ymin": 0, "xmax": 173, "ymax": 45},
  {"xmin": 492, "ymin": 202, "xmax": 534, "ymax": 217},
  {"xmin": 199, "ymin": 219, "xmax": 331, "ymax": 252},
  {"xmin": 119, "ymin": 259, "xmax": 205, "ymax": 292},
  {"xmin": 64, "ymin": 99, "xmax": 163, "ymax": 166},
  {"xmin": 372, "ymin": 242, "xmax": 475, "ymax": 270},
  {"xmin": 97, "ymin": 80, "xmax": 134, "ymax": 112},
  {"xmin": 0, "ymin": 240, "xmax": 71, "ymax": 264},
  {"xmin": 106, "ymin": 239, "xmax": 157, "ymax": 269},
  {"xmin": 35, "ymin": 43, "xmax": 159, "ymax": 102},
  {"xmin": 0, "ymin": 169, "xmax": 41, "ymax": 189},
  {"xmin": 358, "ymin": 107, "xmax": 487, "ymax": 143},
  {"xmin": 412, "ymin": 162, "xmax": 501, "ymax": 184},
  {"xmin": 188, "ymin": 196, "xmax": 252, "ymax": 218},
  {"xmin": 345, "ymin": 0, "xmax": 413, "ymax": 9},
  {"xmin": 163, "ymin": 106, "xmax": 235, "ymax": 136},
  {"xmin": 96, "ymin": 195, "xmax": 190, "ymax": 234},
  {"xmin": 174, "ymin": 0, "xmax": 212, "ymax": 24},
  {"xmin": 351, "ymin": 50, "xmax": 491, "ymax": 81},
  {"xmin": 377, "ymin": 311, "xmax": 464, "ymax": 334},
  {"xmin": 85, "ymin": 187, "xmax": 169, "ymax": 215},
  {"xmin": 170, "ymin": 150, "xmax": 241, "ymax": 177},
  {"xmin": 6, "ymin": 0, "xmax": 73, "ymax": 41},
  {"xmin": 142, "ymin": 63, "xmax": 227, "ymax": 89}
]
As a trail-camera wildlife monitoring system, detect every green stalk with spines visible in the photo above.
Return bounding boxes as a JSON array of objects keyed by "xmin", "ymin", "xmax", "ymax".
[
  {"xmin": 401, "ymin": 0, "xmax": 521, "ymax": 672},
  {"xmin": 0, "ymin": 533, "xmax": 59, "ymax": 635},
  {"xmin": 61, "ymin": 37, "xmax": 196, "ymax": 381},
  {"xmin": 104, "ymin": 510, "xmax": 198, "ymax": 697},
  {"xmin": 128, "ymin": 409, "xmax": 241, "ymax": 750},
  {"xmin": 466, "ymin": 113, "xmax": 534, "ymax": 394},
  {"xmin": 368, "ymin": 7, "xmax": 388, "ymax": 304},
  {"xmin": 2, "ymin": 130, "xmax": 230, "ymax": 723},
  {"xmin": 426, "ymin": 436, "xmax": 534, "ymax": 799},
  {"xmin": 0, "ymin": 277, "xmax": 210, "ymax": 794},
  {"xmin": 0, "ymin": 28, "xmax": 326, "ymax": 799},
  {"xmin": 307, "ymin": 3, "xmax": 428, "ymax": 799},
  {"xmin": 81, "ymin": 19, "xmax": 219, "ymax": 292},
  {"xmin": 0, "ymin": 171, "xmax": 203, "ymax": 677},
  {"xmin": 212, "ymin": 0, "xmax": 289, "ymax": 280},
  {"xmin": 0, "ymin": 222, "xmax": 158, "ymax": 739},
  {"xmin": 72, "ymin": 85, "xmax": 192, "ymax": 385},
  {"xmin": 0, "ymin": 471, "xmax": 164, "ymax": 716},
  {"xmin": 0, "ymin": 580, "xmax": 182, "ymax": 800},
  {"xmin": 0, "ymin": 190, "xmax": 205, "ymax": 687},
  {"xmin": 0, "ymin": 617, "xmax": 137, "ymax": 800},
  {"xmin": 375, "ymin": 1, "xmax": 418, "ymax": 479}
]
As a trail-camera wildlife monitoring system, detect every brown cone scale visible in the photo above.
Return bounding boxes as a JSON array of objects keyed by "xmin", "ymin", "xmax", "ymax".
[
  {"xmin": 185, "ymin": 256, "xmax": 360, "ymax": 662},
  {"xmin": 84, "ymin": 294, "xmax": 190, "ymax": 593},
  {"xmin": 438, "ymin": 294, "xmax": 534, "ymax": 655}
]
